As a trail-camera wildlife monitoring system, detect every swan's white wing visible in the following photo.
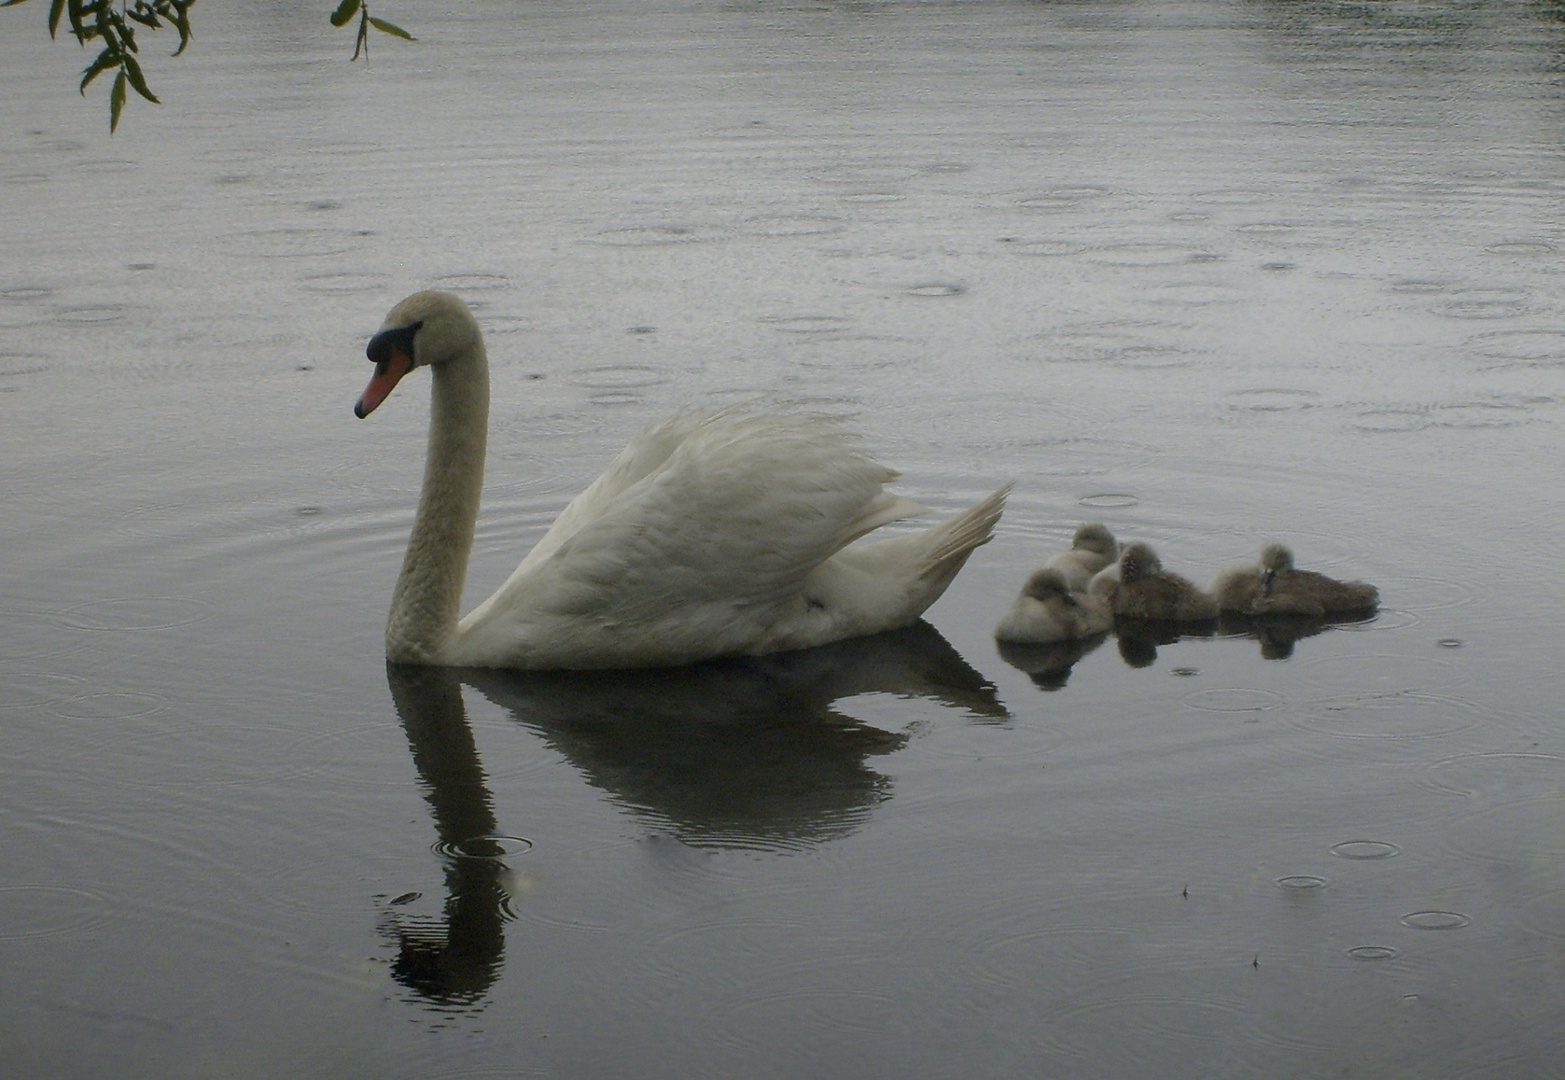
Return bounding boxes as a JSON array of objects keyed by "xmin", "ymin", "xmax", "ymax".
[
  {"xmin": 509, "ymin": 410, "xmax": 712, "ymax": 576},
  {"xmin": 455, "ymin": 411, "xmax": 923, "ymax": 665}
]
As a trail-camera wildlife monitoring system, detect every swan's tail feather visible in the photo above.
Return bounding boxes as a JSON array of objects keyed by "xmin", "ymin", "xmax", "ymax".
[{"xmin": 915, "ymin": 484, "xmax": 1010, "ymax": 590}]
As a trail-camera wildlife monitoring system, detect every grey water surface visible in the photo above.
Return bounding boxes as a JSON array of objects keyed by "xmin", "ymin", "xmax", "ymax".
[{"xmin": 4, "ymin": 1, "xmax": 1565, "ymax": 1076}]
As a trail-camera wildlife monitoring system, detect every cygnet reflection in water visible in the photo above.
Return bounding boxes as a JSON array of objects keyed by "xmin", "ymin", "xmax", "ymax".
[
  {"xmin": 996, "ymin": 633, "xmax": 1111, "ymax": 689},
  {"xmin": 1218, "ymin": 610, "xmax": 1377, "ymax": 660}
]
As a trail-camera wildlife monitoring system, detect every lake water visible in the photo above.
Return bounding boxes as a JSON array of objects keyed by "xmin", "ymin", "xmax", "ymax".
[{"xmin": 4, "ymin": 1, "xmax": 1565, "ymax": 1076}]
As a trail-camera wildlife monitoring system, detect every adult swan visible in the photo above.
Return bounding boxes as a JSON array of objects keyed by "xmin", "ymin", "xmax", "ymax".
[{"xmin": 354, "ymin": 291, "xmax": 1008, "ymax": 670}]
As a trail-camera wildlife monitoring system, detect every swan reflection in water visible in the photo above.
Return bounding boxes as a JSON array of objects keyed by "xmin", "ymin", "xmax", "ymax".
[{"xmin": 380, "ymin": 621, "xmax": 1005, "ymax": 1005}]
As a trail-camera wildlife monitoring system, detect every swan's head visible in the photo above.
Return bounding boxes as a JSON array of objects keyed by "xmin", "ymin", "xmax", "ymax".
[
  {"xmin": 354, "ymin": 291, "xmax": 481, "ymax": 418},
  {"xmin": 1072, "ymin": 522, "xmax": 1117, "ymax": 556},
  {"xmin": 1022, "ymin": 567, "xmax": 1077, "ymax": 605},
  {"xmin": 1118, "ymin": 542, "xmax": 1162, "ymax": 584}
]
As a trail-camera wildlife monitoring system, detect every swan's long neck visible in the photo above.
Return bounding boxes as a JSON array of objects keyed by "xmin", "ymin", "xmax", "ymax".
[{"xmin": 386, "ymin": 343, "xmax": 489, "ymax": 664}]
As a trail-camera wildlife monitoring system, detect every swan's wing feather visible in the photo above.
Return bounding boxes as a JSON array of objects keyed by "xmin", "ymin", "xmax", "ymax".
[
  {"xmin": 511, "ymin": 410, "xmax": 712, "ymax": 574},
  {"xmin": 460, "ymin": 411, "xmax": 912, "ymax": 654}
]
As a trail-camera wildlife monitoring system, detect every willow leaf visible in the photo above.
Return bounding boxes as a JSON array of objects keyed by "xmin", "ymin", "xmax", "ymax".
[
  {"xmin": 79, "ymin": 45, "xmax": 119, "ymax": 93},
  {"xmin": 368, "ymin": 16, "xmax": 413, "ymax": 41},
  {"xmin": 122, "ymin": 53, "xmax": 159, "ymax": 102},
  {"xmin": 168, "ymin": 0, "xmax": 190, "ymax": 55},
  {"xmin": 67, "ymin": 0, "xmax": 87, "ymax": 43},
  {"xmin": 329, "ymin": 0, "xmax": 359, "ymax": 28},
  {"xmin": 109, "ymin": 67, "xmax": 126, "ymax": 132}
]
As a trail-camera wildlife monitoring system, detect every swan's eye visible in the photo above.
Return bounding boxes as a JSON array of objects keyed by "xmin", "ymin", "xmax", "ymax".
[{"xmin": 367, "ymin": 321, "xmax": 424, "ymax": 366}]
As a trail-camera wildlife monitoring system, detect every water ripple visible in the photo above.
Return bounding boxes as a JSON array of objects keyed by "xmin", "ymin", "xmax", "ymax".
[
  {"xmin": 1345, "ymin": 945, "xmax": 1399, "ymax": 960},
  {"xmin": 740, "ymin": 213, "xmax": 845, "ymax": 238},
  {"xmin": 56, "ymin": 597, "xmax": 214, "ymax": 632},
  {"xmin": 217, "ymin": 227, "xmax": 372, "ymax": 259},
  {"xmin": 1296, "ymin": 653, "xmax": 1462, "ymax": 693},
  {"xmin": 1182, "ymin": 687, "xmax": 1284, "ymax": 714},
  {"xmin": 431, "ymin": 272, "xmax": 511, "ymax": 291},
  {"xmin": 1424, "ymin": 752, "xmax": 1565, "ymax": 798},
  {"xmin": 1276, "ymin": 875, "xmax": 1330, "ymax": 890},
  {"xmin": 0, "ymin": 885, "xmax": 112, "ymax": 941},
  {"xmin": 1429, "ymin": 288, "xmax": 1529, "ymax": 320},
  {"xmin": 1399, "ymin": 910, "xmax": 1471, "ymax": 930},
  {"xmin": 586, "ymin": 223, "xmax": 727, "ymax": 246},
  {"xmin": 1329, "ymin": 840, "xmax": 1401, "ymax": 860},
  {"xmin": 1441, "ymin": 795, "xmax": 1565, "ymax": 863},
  {"xmin": 1468, "ymin": 327, "xmax": 1565, "ymax": 366},
  {"xmin": 298, "ymin": 271, "xmax": 390, "ymax": 294},
  {"xmin": 1220, "ymin": 388, "xmax": 1323, "ymax": 413},
  {"xmin": 999, "ymin": 238, "xmax": 1088, "ymax": 257},
  {"xmin": 1083, "ymin": 243, "xmax": 1218, "ymax": 267},
  {"xmin": 1285, "ymin": 691, "xmax": 1484, "ymax": 741}
]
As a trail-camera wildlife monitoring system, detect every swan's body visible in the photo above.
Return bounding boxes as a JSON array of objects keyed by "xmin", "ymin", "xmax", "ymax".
[
  {"xmin": 1040, "ymin": 522, "xmax": 1119, "ymax": 591},
  {"xmin": 355, "ymin": 291, "xmax": 1008, "ymax": 670},
  {"xmin": 994, "ymin": 567, "xmax": 1112, "ymax": 645},
  {"xmin": 1211, "ymin": 543, "xmax": 1378, "ymax": 617},
  {"xmin": 1111, "ymin": 542, "xmax": 1218, "ymax": 622}
]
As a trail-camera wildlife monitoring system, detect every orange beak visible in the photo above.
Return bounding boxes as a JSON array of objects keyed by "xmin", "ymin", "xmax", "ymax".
[{"xmin": 354, "ymin": 348, "xmax": 414, "ymax": 418}]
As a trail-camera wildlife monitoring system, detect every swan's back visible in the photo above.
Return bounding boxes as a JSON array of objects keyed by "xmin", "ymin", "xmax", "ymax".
[{"xmin": 454, "ymin": 409, "xmax": 1004, "ymax": 668}]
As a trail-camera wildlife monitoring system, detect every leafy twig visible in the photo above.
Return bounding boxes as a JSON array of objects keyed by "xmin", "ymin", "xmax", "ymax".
[
  {"xmin": 329, "ymin": 0, "xmax": 413, "ymax": 63},
  {"xmin": 5, "ymin": 0, "xmax": 412, "ymax": 132}
]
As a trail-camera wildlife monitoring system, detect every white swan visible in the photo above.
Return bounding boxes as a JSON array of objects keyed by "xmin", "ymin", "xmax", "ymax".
[
  {"xmin": 354, "ymin": 291, "xmax": 1009, "ymax": 670},
  {"xmin": 1040, "ymin": 521, "xmax": 1119, "ymax": 591},
  {"xmin": 994, "ymin": 567, "xmax": 1112, "ymax": 645},
  {"xmin": 1211, "ymin": 543, "xmax": 1378, "ymax": 617}
]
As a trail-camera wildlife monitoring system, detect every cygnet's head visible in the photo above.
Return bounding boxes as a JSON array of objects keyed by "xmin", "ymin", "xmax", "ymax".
[
  {"xmin": 355, "ymin": 291, "xmax": 482, "ymax": 418},
  {"xmin": 1118, "ymin": 542, "xmax": 1162, "ymax": 583},
  {"xmin": 1259, "ymin": 543, "xmax": 1295, "ymax": 573},
  {"xmin": 1022, "ymin": 567, "xmax": 1077, "ymax": 604},
  {"xmin": 1073, "ymin": 522, "xmax": 1117, "ymax": 556}
]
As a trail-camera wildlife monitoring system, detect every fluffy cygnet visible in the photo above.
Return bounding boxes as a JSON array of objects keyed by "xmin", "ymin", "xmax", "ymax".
[
  {"xmin": 1112, "ymin": 542, "xmax": 1219, "ymax": 622},
  {"xmin": 1040, "ymin": 522, "xmax": 1120, "ymax": 591},
  {"xmin": 1212, "ymin": 543, "xmax": 1378, "ymax": 617},
  {"xmin": 995, "ymin": 567, "xmax": 1113, "ymax": 644}
]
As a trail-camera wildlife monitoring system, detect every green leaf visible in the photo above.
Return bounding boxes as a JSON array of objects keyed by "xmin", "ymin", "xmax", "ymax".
[
  {"xmin": 328, "ymin": 0, "xmax": 359, "ymax": 28},
  {"xmin": 79, "ymin": 45, "xmax": 118, "ymax": 93},
  {"xmin": 167, "ymin": 0, "xmax": 191, "ymax": 56},
  {"xmin": 1, "ymin": 0, "xmax": 35, "ymax": 9},
  {"xmin": 122, "ymin": 53, "xmax": 159, "ymax": 102},
  {"xmin": 67, "ymin": 0, "xmax": 87, "ymax": 43},
  {"xmin": 46, "ymin": 0, "xmax": 65, "ymax": 36},
  {"xmin": 109, "ymin": 67, "xmax": 126, "ymax": 132},
  {"xmin": 368, "ymin": 16, "xmax": 413, "ymax": 41}
]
